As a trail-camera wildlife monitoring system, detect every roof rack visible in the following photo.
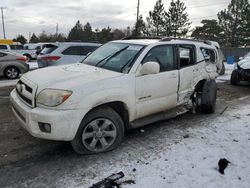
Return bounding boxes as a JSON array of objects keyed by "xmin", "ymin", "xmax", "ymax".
[
  {"xmin": 121, "ymin": 36, "xmax": 162, "ymax": 40},
  {"xmin": 160, "ymin": 37, "xmax": 212, "ymax": 45}
]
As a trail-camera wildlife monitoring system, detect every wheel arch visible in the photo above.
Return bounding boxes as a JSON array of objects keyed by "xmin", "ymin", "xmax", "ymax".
[
  {"xmin": 3, "ymin": 65, "xmax": 20, "ymax": 75},
  {"xmin": 194, "ymin": 79, "xmax": 206, "ymax": 92},
  {"xmin": 84, "ymin": 101, "xmax": 131, "ymax": 132}
]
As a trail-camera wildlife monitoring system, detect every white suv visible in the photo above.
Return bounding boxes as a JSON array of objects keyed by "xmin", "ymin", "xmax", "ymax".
[{"xmin": 10, "ymin": 38, "xmax": 224, "ymax": 154}]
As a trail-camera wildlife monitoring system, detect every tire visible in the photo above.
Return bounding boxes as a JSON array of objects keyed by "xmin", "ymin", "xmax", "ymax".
[
  {"xmin": 201, "ymin": 80, "xmax": 217, "ymax": 114},
  {"xmin": 218, "ymin": 63, "xmax": 225, "ymax": 75},
  {"xmin": 230, "ymin": 70, "xmax": 240, "ymax": 85},
  {"xmin": 71, "ymin": 106, "xmax": 125, "ymax": 154},
  {"xmin": 24, "ymin": 54, "xmax": 31, "ymax": 62},
  {"xmin": 4, "ymin": 66, "xmax": 20, "ymax": 79}
]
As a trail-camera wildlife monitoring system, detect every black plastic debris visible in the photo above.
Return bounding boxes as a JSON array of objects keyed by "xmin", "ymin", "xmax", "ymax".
[
  {"xmin": 121, "ymin": 180, "xmax": 136, "ymax": 185},
  {"xmin": 89, "ymin": 171, "xmax": 124, "ymax": 188},
  {"xmin": 183, "ymin": 134, "xmax": 189, "ymax": 138},
  {"xmin": 218, "ymin": 158, "xmax": 230, "ymax": 174}
]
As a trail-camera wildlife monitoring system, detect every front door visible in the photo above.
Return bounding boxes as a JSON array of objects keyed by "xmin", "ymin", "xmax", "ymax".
[{"xmin": 135, "ymin": 45, "xmax": 178, "ymax": 119}]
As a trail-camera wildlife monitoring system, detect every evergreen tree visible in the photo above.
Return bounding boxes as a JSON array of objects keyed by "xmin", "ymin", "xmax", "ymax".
[
  {"xmin": 38, "ymin": 31, "xmax": 51, "ymax": 42},
  {"xmin": 53, "ymin": 33, "xmax": 67, "ymax": 42},
  {"xmin": 82, "ymin": 22, "xmax": 94, "ymax": 42},
  {"xmin": 218, "ymin": 0, "xmax": 250, "ymax": 47},
  {"xmin": 113, "ymin": 29, "xmax": 125, "ymax": 40},
  {"xmin": 132, "ymin": 15, "xmax": 147, "ymax": 37},
  {"xmin": 146, "ymin": 0, "xmax": 166, "ymax": 36},
  {"xmin": 95, "ymin": 27, "xmax": 113, "ymax": 43},
  {"xmin": 13, "ymin": 35, "xmax": 27, "ymax": 44},
  {"xmin": 191, "ymin": 19, "xmax": 223, "ymax": 42},
  {"xmin": 67, "ymin": 20, "xmax": 84, "ymax": 41},
  {"xmin": 168, "ymin": 0, "xmax": 191, "ymax": 37},
  {"xmin": 29, "ymin": 33, "xmax": 39, "ymax": 43}
]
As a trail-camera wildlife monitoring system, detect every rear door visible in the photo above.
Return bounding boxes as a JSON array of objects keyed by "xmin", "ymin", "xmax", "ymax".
[
  {"xmin": 177, "ymin": 44, "xmax": 197, "ymax": 104},
  {"xmin": 61, "ymin": 46, "xmax": 82, "ymax": 64}
]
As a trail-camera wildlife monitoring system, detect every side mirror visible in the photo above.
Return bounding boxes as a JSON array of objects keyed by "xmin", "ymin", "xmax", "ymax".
[
  {"xmin": 239, "ymin": 57, "xmax": 243, "ymax": 60},
  {"xmin": 140, "ymin": 61, "xmax": 160, "ymax": 75}
]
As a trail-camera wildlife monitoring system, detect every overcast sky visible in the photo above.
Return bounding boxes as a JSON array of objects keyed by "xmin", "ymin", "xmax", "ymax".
[{"xmin": 0, "ymin": 0, "xmax": 232, "ymax": 40}]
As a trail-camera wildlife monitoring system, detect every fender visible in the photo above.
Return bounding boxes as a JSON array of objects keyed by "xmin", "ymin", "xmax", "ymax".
[{"xmin": 76, "ymin": 88, "xmax": 136, "ymax": 122}]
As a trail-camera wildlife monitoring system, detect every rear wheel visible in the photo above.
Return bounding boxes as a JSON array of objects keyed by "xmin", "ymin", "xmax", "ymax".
[
  {"xmin": 24, "ymin": 54, "xmax": 31, "ymax": 62},
  {"xmin": 71, "ymin": 106, "xmax": 124, "ymax": 154},
  {"xmin": 4, "ymin": 66, "xmax": 20, "ymax": 79},
  {"xmin": 230, "ymin": 70, "xmax": 240, "ymax": 85},
  {"xmin": 201, "ymin": 80, "xmax": 217, "ymax": 114}
]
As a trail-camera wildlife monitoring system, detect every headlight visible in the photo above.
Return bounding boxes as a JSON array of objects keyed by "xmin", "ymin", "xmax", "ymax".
[{"xmin": 36, "ymin": 89, "xmax": 72, "ymax": 107}]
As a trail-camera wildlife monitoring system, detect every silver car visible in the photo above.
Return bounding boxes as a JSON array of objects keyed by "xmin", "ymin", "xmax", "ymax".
[
  {"xmin": 37, "ymin": 42, "xmax": 101, "ymax": 68},
  {"xmin": 0, "ymin": 51, "xmax": 29, "ymax": 79}
]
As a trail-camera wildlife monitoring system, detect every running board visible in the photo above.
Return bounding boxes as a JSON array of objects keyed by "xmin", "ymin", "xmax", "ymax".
[{"xmin": 130, "ymin": 106, "xmax": 190, "ymax": 129}]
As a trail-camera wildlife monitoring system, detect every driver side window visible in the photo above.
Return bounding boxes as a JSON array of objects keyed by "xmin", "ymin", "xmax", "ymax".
[{"xmin": 142, "ymin": 45, "xmax": 175, "ymax": 72}]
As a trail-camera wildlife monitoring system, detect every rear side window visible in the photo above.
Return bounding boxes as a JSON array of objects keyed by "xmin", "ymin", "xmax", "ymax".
[
  {"xmin": 201, "ymin": 48, "xmax": 216, "ymax": 63},
  {"xmin": 10, "ymin": 45, "xmax": 24, "ymax": 50},
  {"xmin": 62, "ymin": 46, "xmax": 81, "ymax": 55},
  {"xmin": 0, "ymin": 45, "xmax": 8, "ymax": 50},
  {"xmin": 40, "ymin": 45, "xmax": 58, "ymax": 55},
  {"xmin": 178, "ymin": 45, "xmax": 196, "ymax": 68},
  {"xmin": 80, "ymin": 46, "xmax": 99, "ymax": 55}
]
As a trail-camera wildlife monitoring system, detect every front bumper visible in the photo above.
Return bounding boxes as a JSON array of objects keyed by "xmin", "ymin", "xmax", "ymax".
[{"xmin": 10, "ymin": 89, "xmax": 80, "ymax": 141}]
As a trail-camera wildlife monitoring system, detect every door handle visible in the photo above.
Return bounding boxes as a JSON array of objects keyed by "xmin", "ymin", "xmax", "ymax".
[{"xmin": 170, "ymin": 73, "xmax": 177, "ymax": 78}]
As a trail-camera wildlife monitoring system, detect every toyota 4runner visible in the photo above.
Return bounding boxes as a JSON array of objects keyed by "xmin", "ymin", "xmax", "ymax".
[{"xmin": 10, "ymin": 38, "xmax": 225, "ymax": 154}]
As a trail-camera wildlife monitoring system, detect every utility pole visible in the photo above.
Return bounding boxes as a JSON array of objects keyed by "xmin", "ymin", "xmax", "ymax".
[
  {"xmin": 0, "ymin": 7, "xmax": 6, "ymax": 39},
  {"xmin": 56, "ymin": 23, "xmax": 58, "ymax": 36},
  {"xmin": 135, "ymin": 0, "xmax": 140, "ymax": 36},
  {"xmin": 28, "ymin": 32, "xmax": 31, "ymax": 43}
]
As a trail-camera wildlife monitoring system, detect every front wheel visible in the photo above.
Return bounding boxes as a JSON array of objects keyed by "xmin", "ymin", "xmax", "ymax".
[
  {"xmin": 230, "ymin": 70, "xmax": 240, "ymax": 85},
  {"xmin": 4, "ymin": 66, "xmax": 20, "ymax": 79},
  {"xmin": 71, "ymin": 107, "xmax": 124, "ymax": 154}
]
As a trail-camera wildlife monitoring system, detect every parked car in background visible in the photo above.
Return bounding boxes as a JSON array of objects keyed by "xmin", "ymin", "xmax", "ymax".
[
  {"xmin": 37, "ymin": 42, "xmax": 101, "ymax": 68},
  {"xmin": 0, "ymin": 43, "xmax": 37, "ymax": 61},
  {"xmin": 24, "ymin": 42, "xmax": 55, "ymax": 55},
  {"xmin": 0, "ymin": 51, "xmax": 29, "ymax": 79},
  {"xmin": 231, "ymin": 51, "xmax": 250, "ymax": 85}
]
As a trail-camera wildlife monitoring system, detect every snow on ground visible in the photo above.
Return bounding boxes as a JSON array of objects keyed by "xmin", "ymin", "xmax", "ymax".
[
  {"xmin": 123, "ymin": 105, "xmax": 250, "ymax": 188},
  {"xmin": 80, "ymin": 102, "xmax": 250, "ymax": 188}
]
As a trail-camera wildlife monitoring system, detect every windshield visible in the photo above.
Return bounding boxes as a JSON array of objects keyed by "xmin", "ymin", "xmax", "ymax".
[{"xmin": 82, "ymin": 42, "xmax": 144, "ymax": 73}]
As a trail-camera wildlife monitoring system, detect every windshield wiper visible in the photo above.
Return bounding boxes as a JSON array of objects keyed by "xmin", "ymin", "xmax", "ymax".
[{"xmin": 95, "ymin": 46, "xmax": 129, "ymax": 67}]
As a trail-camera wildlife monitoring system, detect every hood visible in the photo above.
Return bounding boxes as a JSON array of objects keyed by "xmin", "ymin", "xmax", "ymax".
[
  {"xmin": 22, "ymin": 63, "xmax": 123, "ymax": 89},
  {"xmin": 238, "ymin": 57, "xmax": 250, "ymax": 69}
]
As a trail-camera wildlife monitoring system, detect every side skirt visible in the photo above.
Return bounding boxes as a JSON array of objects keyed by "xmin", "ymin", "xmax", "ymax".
[{"xmin": 130, "ymin": 105, "xmax": 191, "ymax": 129}]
